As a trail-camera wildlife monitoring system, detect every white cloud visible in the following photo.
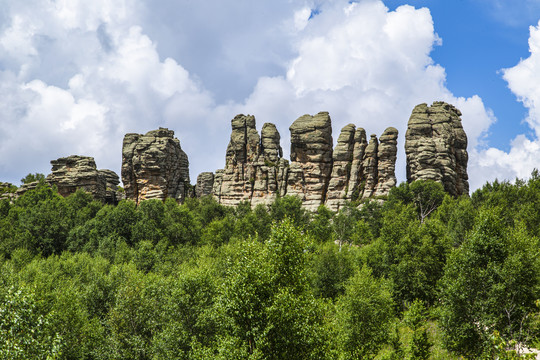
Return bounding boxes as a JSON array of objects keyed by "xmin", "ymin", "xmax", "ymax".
[
  {"xmin": 0, "ymin": 0, "xmax": 499, "ymax": 192},
  {"xmin": 0, "ymin": 0, "xmax": 215, "ymax": 183},
  {"xmin": 236, "ymin": 1, "xmax": 495, "ymax": 185},
  {"xmin": 466, "ymin": 21, "xmax": 540, "ymax": 189}
]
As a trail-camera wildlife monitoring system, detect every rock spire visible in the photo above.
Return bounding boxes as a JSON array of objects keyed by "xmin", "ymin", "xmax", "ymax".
[{"xmin": 405, "ymin": 101, "xmax": 469, "ymax": 196}]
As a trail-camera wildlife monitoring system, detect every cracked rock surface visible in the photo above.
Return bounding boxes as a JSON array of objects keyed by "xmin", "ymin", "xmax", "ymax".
[
  {"xmin": 405, "ymin": 101, "xmax": 469, "ymax": 196},
  {"xmin": 122, "ymin": 128, "xmax": 190, "ymax": 204}
]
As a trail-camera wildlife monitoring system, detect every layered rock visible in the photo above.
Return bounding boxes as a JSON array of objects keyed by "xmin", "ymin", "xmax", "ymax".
[
  {"xmin": 122, "ymin": 128, "xmax": 190, "ymax": 204},
  {"xmin": 251, "ymin": 123, "xmax": 289, "ymax": 205},
  {"xmin": 374, "ymin": 127, "xmax": 398, "ymax": 197},
  {"xmin": 195, "ymin": 172, "xmax": 214, "ymax": 198},
  {"xmin": 0, "ymin": 182, "xmax": 17, "ymax": 202},
  {"xmin": 210, "ymin": 112, "xmax": 400, "ymax": 211},
  {"xmin": 361, "ymin": 135, "xmax": 379, "ymax": 199},
  {"xmin": 47, "ymin": 155, "xmax": 107, "ymax": 200},
  {"xmin": 325, "ymin": 124, "xmax": 356, "ymax": 211},
  {"xmin": 325, "ymin": 125, "xmax": 398, "ymax": 210},
  {"xmin": 346, "ymin": 128, "xmax": 368, "ymax": 202},
  {"xmin": 212, "ymin": 115, "xmax": 289, "ymax": 206},
  {"xmin": 286, "ymin": 112, "xmax": 334, "ymax": 211},
  {"xmin": 212, "ymin": 115, "xmax": 260, "ymax": 206},
  {"xmin": 405, "ymin": 101, "xmax": 469, "ymax": 196},
  {"xmin": 100, "ymin": 169, "xmax": 123, "ymax": 204}
]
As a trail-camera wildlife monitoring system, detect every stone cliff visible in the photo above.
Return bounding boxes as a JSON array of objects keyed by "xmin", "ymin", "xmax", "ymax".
[
  {"xmin": 210, "ymin": 112, "xmax": 398, "ymax": 211},
  {"xmin": 122, "ymin": 128, "xmax": 190, "ymax": 204},
  {"xmin": 405, "ymin": 101, "xmax": 469, "ymax": 197}
]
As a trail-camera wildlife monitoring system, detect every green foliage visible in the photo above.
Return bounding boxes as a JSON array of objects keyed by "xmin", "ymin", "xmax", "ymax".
[
  {"xmin": 337, "ymin": 265, "xmax": 395, "ymax": 359},
  {"xmin": 308, "ymin": 205, "xmax": 334, "ymax": 243},
  {"xmin": 402, "ymin": 300, "xmax": 431, "ymax": 360},
  {"xmin": 439, "ymin": 210, "xmax": 540, "ymax": 356},
  {"xmin": 1, "ymin": 174, "xmax": 540, "ymax": 359},
  {"xmin": 0, "ymin": 286, "xmax": 62, "ymax": 359},
  {"xmin": 310, "ymin": 243, "xmax": 355, "ymax": 299},
  {"xmin": 388, "ymin": 180, "xmax": 445, "ymax": 223},
  {"xmin": 20, "ymin": 172, "xmax": 46, "ymax": 185},
  {"xmin": 217, "ymin": 220, "xmax": 332, "ymax": 359},
  {"xmin": 270, "ymin": 195, "xmax": 309, "ymax": 228}
]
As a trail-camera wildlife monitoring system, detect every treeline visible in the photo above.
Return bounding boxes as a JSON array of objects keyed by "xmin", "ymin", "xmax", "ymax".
[{"xmin": 0, "ymin": 174, "xmax": 539, "ymax": 359}]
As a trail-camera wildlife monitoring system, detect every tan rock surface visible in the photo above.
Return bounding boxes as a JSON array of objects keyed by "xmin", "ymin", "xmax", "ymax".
[
  {"xmin": 405, "ymin": 102, "xmax": 469, "ymax": 196},
  {"xmin": 122, "ymin": 128, "xmax": 190, "ymax": 204}
]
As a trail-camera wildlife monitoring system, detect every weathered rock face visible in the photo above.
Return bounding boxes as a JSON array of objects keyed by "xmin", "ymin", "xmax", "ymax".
[
  {"xmin": 122, "ymin": 128, "xmax": 190, "ymax": 204},
  {"xmin": 324, "ymin": 124, "xmax": 356, "ymax": 211},
  {"xmin": 287, "ymin": 112, "xmax": 334, "ymax": 211},
  {"xmin": 211, "ymin": 112, "xmax": 398, "ymax": 211},
  {"xmin": 47, "ymin": 155, "xmax": 107, "ymax": 200},
  {"xmin": 212, "ymin": 115, "xmax": 289, "ymax": 206},
  {"xmin": 405, "ymin": 101, "xmax": 469, "ymax": 196},
  {"xmin": 99, "ymin": 169, "xmax": 123, "ymax": 204},
  {"xmin": 325, "ymin": 125, "xmax": 398, "ymax": 210},
  {"xmin": 195, "ymin": 172, "xmax": 214, "ymax": 198},
  {"xmin": 374, "ymin": 127, "xmax": 398, "ymax": 197},
  {"xmin": 0, "ymin": 182, "xmax": 17, "ymax": 202}
]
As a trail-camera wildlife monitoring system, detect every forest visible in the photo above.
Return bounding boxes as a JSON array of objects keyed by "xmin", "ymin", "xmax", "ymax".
[{"xmin": 0, "ymin": 173, "xmax": 539, "ymax": 359}]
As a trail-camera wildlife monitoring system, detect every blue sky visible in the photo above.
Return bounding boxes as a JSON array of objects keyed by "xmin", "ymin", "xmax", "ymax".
[
  {"xmin": 2, "ymin": 0, "xmax": 540, "ymax": 191},
  {"xmin": 386, "ymin": 0, "xmax": 532, "ymax": 152}
]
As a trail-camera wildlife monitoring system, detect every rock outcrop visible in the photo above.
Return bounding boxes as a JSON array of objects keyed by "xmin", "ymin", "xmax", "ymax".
[
  {"xmin": 100, "ymin": 169, "xmax": 123, "ymax": 204},
  {"xmin": 195, "ymin": 172, "xmax": 214, "ymax": 198},
  {"xmin": 210, "ymin": 112, "xmax": 398, "ymax": 211},
  {"xmin": 47, "ymin": 155, "xmax": 107, "ymax": 200},
  {"xmin": 324, "ymin": 125, "xmax": 398, "ymax": 210},
  {"xmin": 122, "ymin": 128, "xmax": 190, "ymax": 204},
  {"xmin": 286, "ymin": 112, "xmax": 334, "ymax": 210},
  {"xmin": 374, "ymin": 127, "xmax": 398, "ymax": 197},
  {"xmin": 212, "ymin": 115, "xmax": 289, "ymax": 206},
  {"xmin": 405, "ymin": 101, "xmax": 469, "ymax": 196},
  {"xmin": 2, "ymin": 157, "xmax": 121, "ymax": 203}
]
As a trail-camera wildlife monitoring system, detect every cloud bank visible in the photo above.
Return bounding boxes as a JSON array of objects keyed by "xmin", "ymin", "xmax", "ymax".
[
  {"xmin": 0, "ymin": 0, "xmax": 506, "ymax": 191},
  {"xmin": 467, "ymin": 21, "xmax": 540, "ymax": 188}
]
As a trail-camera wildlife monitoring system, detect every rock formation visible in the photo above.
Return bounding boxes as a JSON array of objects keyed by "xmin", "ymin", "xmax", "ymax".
[
  {"xmin": 100, "ymin": 169, "xmax": 123, "ymax": 204},
  {"xmin": 212, "ymin": 115, "xmax": 289, "ymax": 206},
  {"xmin": 374, "ymin": 127, "xmax": 398, "ymax": 197},
  {"xmin": 195, "ymin": 172, "xmax": 214, "ymax": 198},
  {"xmin": 325, "ymin": 125, "xmax": 398, "ymax": 210},
  {"xmin": 122, "ymin": 128, "xmax": 190, "ymax": 204},
  {"xmin": 47, "ymin": 155, "xmax": 107, "ymax": 200},
  {"xmin": 286, "ymin": 112, "xmax": 334, "ymax": 210},
  {"xmin": 325, "ymin": 124, "xmax": 356, "ymax": 210},
  {"xmin": 210, "ymin": 112, "xmax": 398, "ymax": 211},
  {"xmin": 405, "ymin": 101, "xmax": 469, "ymax": 196},
  {"xmin": 3, "ymin": 155, "xmax": 123, "ymax": 203}
]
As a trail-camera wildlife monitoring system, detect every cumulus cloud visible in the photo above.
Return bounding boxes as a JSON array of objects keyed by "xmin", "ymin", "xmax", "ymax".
[
  {"xmin": 0, "ymin": 0, "xmax": 497, "ymax": 191},
  {"xmin": 0, "ymin": 0, "xmax": 215, "ymax": 183},
  {"xmin": 467, "ymin": 20, "xmax": 540, "ymax": 189},
  {"xmin": 235, "ymin": 1, "xmax": 494, "ymax": 183}
]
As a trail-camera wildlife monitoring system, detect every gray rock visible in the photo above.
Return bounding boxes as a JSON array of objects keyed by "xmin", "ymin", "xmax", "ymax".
[
  {"xmin": 121, "ymin": 128, "xmax": 190, "ymax": 204},
  {"xmin": 195, "ymin": 172, "xmax": 214, "ymax": 198},
  {"xmin": 47, "ymin": 155, "xmax": 107, "ymax": 200},
  {"xmin": 287, "ymin": 112, "xmax": 333, "ymax": 211},
  {"xmin": 405, "ymin": 102, "xmax": 469, "ymax": 196}
]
